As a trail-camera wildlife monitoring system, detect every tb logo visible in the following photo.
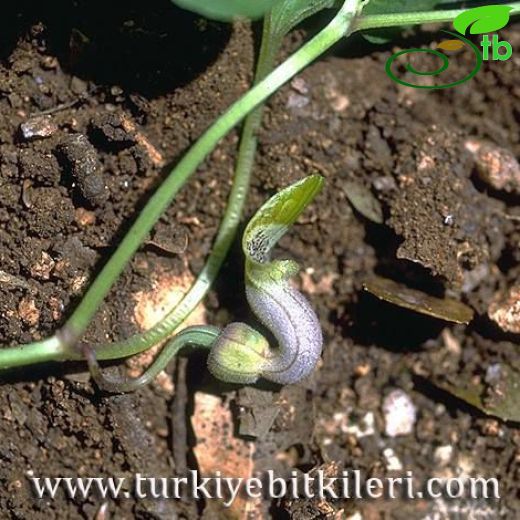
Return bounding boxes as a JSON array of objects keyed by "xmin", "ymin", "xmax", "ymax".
[
  {"xmin": 456, "ymin": 5, "xmax": 514, "ymax": 61},
  {"xmin": 386, "ymin": 4, "xmax": 515, "ymax": 89},
  {"xmin": 480, "ymin": 34, "xmax": 513, "ymax": 61}
]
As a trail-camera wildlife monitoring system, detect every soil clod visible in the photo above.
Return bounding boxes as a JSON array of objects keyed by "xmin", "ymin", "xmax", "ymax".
[{"xmin": 57, "ymin": 133, "xmax": 108, "ymax": 206}]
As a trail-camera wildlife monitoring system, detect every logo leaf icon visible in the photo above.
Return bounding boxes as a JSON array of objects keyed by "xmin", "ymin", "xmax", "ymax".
[{"xmin": 454, "ymin": 5, "xmax": 513, "ymax": 35}]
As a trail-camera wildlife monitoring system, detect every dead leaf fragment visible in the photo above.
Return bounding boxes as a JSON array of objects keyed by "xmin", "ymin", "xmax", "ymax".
[
  {"xmin": 344, "ymin": 181, "xmax": 384, "ymax": 223},
  {"xmin": 120, "ymin": 115, "xmax": 164, "ymax": 167},
  {"xmin": 147, "ymin": 224, "xmax": 188, "ymax": 255},
  {"xmin": 432, "ymin": 364, "xmax": 520, "ymax": 422},
  {"xmin": 363, "ymin": 276, "xmax": 474, "ymax": 324}
]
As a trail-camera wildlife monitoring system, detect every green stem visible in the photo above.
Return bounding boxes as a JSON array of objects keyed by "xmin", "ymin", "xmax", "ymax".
[
  {"xmin": 80, "ymin": 19, "xmax": 280, "ymax": 363},
  {"xmin": 354, "ymin": 3, "xmax": 520, "ymax": 31},
  {"xmin": 0, "ymin": 0, "xmax": 361, "ymax": 370},
  {"xmin": 86, "ymin": 326, "xmax": 219, "ymax": 393},
  {"xmin": 0, "ymin": 337, "xmax": 65, "ymax": 368},
  {"xmin": 64, "ymin": 1, "xmax": 356, "ymax": 341},
  {"xmin": 101, "ymin": 0, "xmax": 520, "ymax": 364},
  {"xmin": 85, "ymin": 0, "xmax": 338, "ymax": 369},
  {"xmin": 5, "ymin": 0, "xmax": 504, "ymax": 371}
]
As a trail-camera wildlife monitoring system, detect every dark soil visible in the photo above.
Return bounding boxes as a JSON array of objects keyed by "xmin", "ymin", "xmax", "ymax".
[{"xmin": 0, "ymin": 2, "xmax": 518, "ymax": 519}]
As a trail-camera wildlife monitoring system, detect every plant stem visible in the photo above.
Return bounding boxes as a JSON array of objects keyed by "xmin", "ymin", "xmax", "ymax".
[
  {"xmin": 81, "ymin": 0, "xmax": 338, "ymax": 365},
  {"xmin": 97, "ymin": 0, "xmax": 520, "ymax": 365},
  {"xmin": 354, "ymin": 3, "xmax": 520, "ymax": 31},
  {"xmin": 81, "ymin": 20, "xmax": 280, "ymax": 363},
  {"xmin": 3, "ymin": 0, "xmax": 502, "ymax": 370},
  {"xmin": 63, "ymin": 0, "xmax": 357, "ymax": 342},
  {"xmin": 0, "ymin": 0, "xmax": 362, "ymax": 370},
  {"xmin": 0, "ymin": 337, "xmax": 65, "ymax": 368},
  {"xmin": 85, "ymin": 326, "xmax": 220, "ymax": 392},
  {"xmin": 89, "ymin": 2, "xmax": 341, "ymax": 369}
]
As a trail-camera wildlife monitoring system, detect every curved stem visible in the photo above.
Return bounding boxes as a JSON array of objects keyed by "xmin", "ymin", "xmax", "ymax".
[
  {"xmin": 85, "ymin": 326, "xmax": 219, "ymax": 393},
  {"xmin": 83, "ymin": 10, "xmax": 280, "ymax": 364},
  {"xmin": 1, "ymin": 0, "xmax": 499, "ymax": 371},
  {"xmin": 89, "ymin": 1, "xmax": 514, "ymax": 369},
  {"xmin": 0, "ymin": 0, "xmax": 360, "ymax": 370},
  {"xmin": 63, "ymin": 3, "xmax": 355, "ymax": 343}
]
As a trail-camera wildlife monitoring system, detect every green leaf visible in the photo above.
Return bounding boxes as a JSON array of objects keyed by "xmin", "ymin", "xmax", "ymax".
[
  {"xmin": 453, "ymin": 5, "xmax": 513, "ymax": 35},
  {"xmin": 267, "ymin": 0, "xmax": 336, "ymax": 42},
  {"xmin": 243, "ymin": 175, "xmax": 324, "ymax": 264},
  {"xmin": 171, "ymin": 0, "xmax": 280, "ymax": 21}
]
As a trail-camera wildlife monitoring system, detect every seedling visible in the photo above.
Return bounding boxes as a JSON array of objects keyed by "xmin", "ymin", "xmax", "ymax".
[
  {"xmin": 1, "ymin": 0, "xmax": 519, "ymax": 387},
  {"xmin": 86, "ymin": 175, "xmax": 323, "ymax": 392},
  {"xmin": 208, "ymin": 175, "xmax": 324, "ymax": 384}
]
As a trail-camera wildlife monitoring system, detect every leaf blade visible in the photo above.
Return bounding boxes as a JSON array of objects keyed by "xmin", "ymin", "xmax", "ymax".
[
  {"xmin": 243, "ymin": 175, "xmax": 324, "ymax": 264},
  {"xmin": 267, "ymin": 0, "xmax": 336, "ymax": 41},
  {"xmin": 171, "ymin": 0, "xmax": 280, "ymax": 21},
  {"xmin": 433, "ymin": 364, "xmax": 520, "ymax": 423}
]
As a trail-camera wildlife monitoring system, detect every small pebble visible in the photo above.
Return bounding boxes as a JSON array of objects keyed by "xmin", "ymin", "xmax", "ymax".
[
  {"xmin": 30, "ymin": 251, "xmax": 55, "ymax": 280},
  {"xmin": 74, "ymin": 207, "xmax": 96, "ymax": 227},
  {"xmin": 110, "ymin": 85, "xmax": 123, "ymax": 97},
  {"xmin": 433, "ymin": 445, "xmax": 453, "ymax": 467},
  {"xmin": 287, "ymin": 93, "xmax": 310, "ymax": 110},
  {"xmin": 18, "ymin": 298, "xmax": 40, "ymax": 327},
  {"xmin": 70, "ymin": 76, "xmax": 88, "ymax": 95},
  {"xmin": 330, "ymin": 94, "xmax": 350, "ymax": 112},
  {"xmin": 40, "ymin": 56, "xmax": 58, "ymax": 70},
  {"xmin": 485, "ymin": 363, "xmax": 502, "ymax": 384},
  {"xmin": 488, "ymin": 284, "xmax": 520, "ymax": 334},
  {"xmin": 383, "ymin": 447, "xmax": 403, "ymax": 471},
  {"xmin": 443, "ymin": 214, "xmax": 454, "ymax": 226},
  {"xmin": 20, "ymin": 115, "xmax": 57, "ymax": 140},
  {"xmin": 382, "ymin": 389, "xmax": 417, "ymax": 437},
  {"xmin": 291, "ymin": 77, "xmax": 309, "ymax": 95},
  {"xmin": 465, "ymin": 138, "xmax": 520, "ymax": 193},
  {"xmin": 373, "ymin": 176, "xmax": 397, "ymax": 192}
]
